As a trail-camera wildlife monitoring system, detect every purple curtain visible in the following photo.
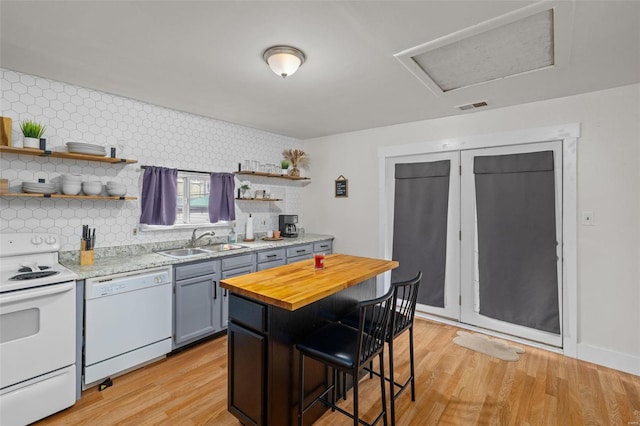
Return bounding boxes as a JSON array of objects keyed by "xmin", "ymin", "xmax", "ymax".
[
  {"xmin": 140, "ymin": 167, "xmax": 178, "ymax": 225},
  {"xmin": 209, "ymin": 172, "xmax": 236, "ymax": 222}
]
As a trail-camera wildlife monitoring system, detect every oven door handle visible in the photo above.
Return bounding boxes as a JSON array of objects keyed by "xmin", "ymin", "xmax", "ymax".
[{"xmin": 0, "ymin": 281, "xmax": 74, "ymax": 306}]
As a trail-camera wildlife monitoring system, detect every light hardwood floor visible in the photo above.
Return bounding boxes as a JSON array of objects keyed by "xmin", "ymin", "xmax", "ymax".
[{"xmin": 37, "ymin": 318, "xmax": 640, "ymax": 425}]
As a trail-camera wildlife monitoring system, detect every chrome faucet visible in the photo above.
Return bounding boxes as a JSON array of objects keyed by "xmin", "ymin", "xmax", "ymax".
[{"xmin": 189, "ymin": 228, "xmax": 215, "ymax": 248}]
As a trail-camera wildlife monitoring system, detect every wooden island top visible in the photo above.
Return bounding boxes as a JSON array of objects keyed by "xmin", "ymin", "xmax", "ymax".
[{"xmin": 220, "ymin": 253, "xmax": 398, "ymax": 311}]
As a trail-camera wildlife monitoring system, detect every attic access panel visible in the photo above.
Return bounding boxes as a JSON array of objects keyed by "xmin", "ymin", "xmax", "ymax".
[{"xmin": 396, "ymin": 4, "xmax": 560, "ymax": 95}]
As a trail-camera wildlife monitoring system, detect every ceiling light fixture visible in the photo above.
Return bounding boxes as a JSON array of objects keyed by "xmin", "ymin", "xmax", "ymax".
[{"xmin": 263, "ymin": 46, "xmax": 306, "ymax": 79}]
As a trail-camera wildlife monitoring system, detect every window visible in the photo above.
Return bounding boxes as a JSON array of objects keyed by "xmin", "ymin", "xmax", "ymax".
[{"xmin": 176, "ymin": 173, "xmax": 211, "ymax": 225}]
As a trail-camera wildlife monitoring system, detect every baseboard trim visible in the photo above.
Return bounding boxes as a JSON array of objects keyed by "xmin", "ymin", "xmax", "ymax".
[
  {"xmin": 577, "ymin": 343, "xmax": 640, "ymax": 377},
  {"xmin": 416, "ymin": 312, "xmax": 639, "ymax": 377}
]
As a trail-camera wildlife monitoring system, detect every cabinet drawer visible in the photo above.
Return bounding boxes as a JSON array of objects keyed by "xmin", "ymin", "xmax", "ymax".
[
  {"xmin": 286, "ymin": 244, "xmax": 313, "ymax": 258},
  {"xmin": 257, "ymin": 259, "xmax": 286, "ymax": 271},
  {"xmin": 229, "ymin": 294, "xmax": 267, "ymax": 333},
  {"xmin": 222, "ymin": 265, "xmax": 255, "ymax": 279},
  {"xmin": 222, "ymin": 253, "xmax": 255, "ymax": 271},
  {"xmin": 287, "ymin": 254, "xmax": 313, "ymax": 264},
  {"xmin": 175, "ymin": 260, "xmax": 220, "ymax": 281},
  {"xmin": 257, "ymin": 248, "xmax": 285, "ymax": 263},
  {"xmin": 313, "ymin": 241, "xmax": 332, "ymax": 253}
]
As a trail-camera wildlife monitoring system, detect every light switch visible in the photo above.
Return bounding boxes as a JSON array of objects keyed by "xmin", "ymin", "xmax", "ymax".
[{"xmin": 582, "ymin": 211, "xmax": 595, "ymax": 226}]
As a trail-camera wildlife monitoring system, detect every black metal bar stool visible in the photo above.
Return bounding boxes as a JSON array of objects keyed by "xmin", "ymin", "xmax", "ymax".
[
  {"xmin": 296, "ymin": 287, "xmax": 395, "ymax": 426},
  {"xmin": 340, "ymin": 272, "xmax": 422, "ymax": 425}
]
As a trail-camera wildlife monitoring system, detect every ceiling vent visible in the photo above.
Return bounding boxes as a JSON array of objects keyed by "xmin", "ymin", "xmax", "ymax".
[
  {"xmin": 395, "ymin": 3, "xmax": 558, "ymax": 96},
  {"xmin": 456, "ymin": 101, "xmax": 488, "ymax": 111}
]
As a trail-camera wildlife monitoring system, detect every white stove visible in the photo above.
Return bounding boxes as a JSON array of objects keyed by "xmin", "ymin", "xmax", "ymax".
[
  {"xmin": 0, "ymin": 233, "xmax": 77, "ymax": 292},
  {"xmin": 0, "ymin": 233, "xmax": 78, "ymax": 425}
]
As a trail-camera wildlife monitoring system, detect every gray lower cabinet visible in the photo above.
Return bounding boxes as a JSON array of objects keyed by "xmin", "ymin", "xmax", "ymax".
[
  {"xmin": 257, "ymin": 247, "xmax": 286, "ymax": 271},
  {"xmin": 173, "ymin": 259, "xmax": 222, "ymax": 349},
  {"xmin": 313, "ymin": 240, "xmax": 333, "ymax": 255},
  {"xmin": 286, "ymin": 243, "xmax": 313, "ymax": 264},
  {"xmin": 221, "ymin": 253, "xmax": 256, "ymax": 329}
]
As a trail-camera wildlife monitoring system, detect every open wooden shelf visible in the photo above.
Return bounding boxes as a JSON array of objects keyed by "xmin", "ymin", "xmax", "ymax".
[
  {"xmin": 235, "ymin": 197, "xmax": 283, "ymax": 202},
  {"xmin": 0, "ymin": 146, "xmax": 137, "ymax": 164},
  {"xmin": 0, "ymin": 192, "xmax": 136, "ymax": 201},
  {"xmin": 234, "ymin": 171, "xmax": 310, "ymax": 181}
]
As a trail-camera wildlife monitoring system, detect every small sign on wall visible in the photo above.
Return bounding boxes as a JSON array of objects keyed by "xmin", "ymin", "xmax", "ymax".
[{"xmin": 335, "ymin": 175, "xmax": 348, "ymax": 198}]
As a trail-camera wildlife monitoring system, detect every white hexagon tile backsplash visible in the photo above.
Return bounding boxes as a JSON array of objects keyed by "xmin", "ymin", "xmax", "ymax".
[{"xmin": 0, "ymin": 68, "xmax": 305, "ymax": 251}]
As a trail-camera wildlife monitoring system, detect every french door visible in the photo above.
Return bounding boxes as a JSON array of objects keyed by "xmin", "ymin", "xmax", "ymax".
[
  {"xmin": 385, "ymin": 152, "xmax": 460, "ymax": 320},
  {"xmin": 460, "ymin": 141, "xmax": 563, "ymax": 346},
  {"xmin": 386, "ymin": 141, "xmax": 563, "ymax": 346}
]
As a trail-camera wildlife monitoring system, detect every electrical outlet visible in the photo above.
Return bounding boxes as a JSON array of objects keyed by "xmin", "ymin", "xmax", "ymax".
[
  {"xmin": 582, "ymin": 211, "xmax": 595, "ymax": 226},
  {"xmin": 132, "ymin": 227, "xmax": 138, "ymax": 236}
]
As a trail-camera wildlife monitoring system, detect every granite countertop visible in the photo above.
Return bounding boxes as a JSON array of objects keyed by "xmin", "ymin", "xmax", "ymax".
[{"xmin": 62, "ymin": 234, "xmax": 334, "ymax": 280}]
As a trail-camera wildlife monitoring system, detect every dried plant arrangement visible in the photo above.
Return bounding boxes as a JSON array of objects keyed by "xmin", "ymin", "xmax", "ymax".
[{"xmin": 282, "ymin": 149, "xmax": 309, "ymax": 177}]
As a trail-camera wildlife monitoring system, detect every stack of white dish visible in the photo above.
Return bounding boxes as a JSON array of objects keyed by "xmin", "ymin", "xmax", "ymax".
[
  {"xmin": 82, "ymin": 181, "xmax": 103, "ymax": 196},
  {"xmin": 106, "ymin": 181, "xmax": 126, "ymax": 196},
  {"xmin": 22, "ymin": 181, "xmax": 57, "ymax": 195},
  {"xmin": 66, "ymin": 142, "xmax": 107, "ymax": 157},
  {"xmin": 61, "ymin": 174, "xmax": 82, "ymax": 195}
]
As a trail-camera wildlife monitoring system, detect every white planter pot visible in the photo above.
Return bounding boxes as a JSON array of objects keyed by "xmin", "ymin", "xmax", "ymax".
[{"xmin": 23, "ymin": 137, "xmax": 40, "ymax": 149}]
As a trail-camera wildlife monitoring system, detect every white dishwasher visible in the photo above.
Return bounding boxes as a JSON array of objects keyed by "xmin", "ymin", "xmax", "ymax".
[{"xmin": 84, "ymin": 266, "xmax": 172, "ymax": 387}]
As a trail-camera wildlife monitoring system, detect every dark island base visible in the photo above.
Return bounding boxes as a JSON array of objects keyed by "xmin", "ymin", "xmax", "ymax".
[{"xmin": 227, "ymin": 278, "xmax": 377, "ymax": 426}]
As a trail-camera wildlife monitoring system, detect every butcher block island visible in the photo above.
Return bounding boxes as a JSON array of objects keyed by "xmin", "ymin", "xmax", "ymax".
[{"xmin": 220, "ymin": 254, "xmax": 398, "ymax": 426}]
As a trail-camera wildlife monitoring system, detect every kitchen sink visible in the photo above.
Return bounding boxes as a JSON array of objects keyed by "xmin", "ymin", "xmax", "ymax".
[
  {"xmin": 156, "ymin": 244, "xmax": 247, "ymax": 259},
  {"xmin": 200, "ymin": 243, "xmax": 247, "ymax": 252},
  {"xmin": 156, "ymin": 248, "xmax": 210, "ymax": 259}
]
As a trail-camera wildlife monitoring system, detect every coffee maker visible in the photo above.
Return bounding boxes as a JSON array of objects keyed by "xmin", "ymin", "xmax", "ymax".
[{"xmin": 279, "ymin": 214, "xmax": 298, "ymax": 238}]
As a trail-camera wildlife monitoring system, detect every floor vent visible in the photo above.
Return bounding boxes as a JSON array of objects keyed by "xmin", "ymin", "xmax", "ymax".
[{"xmin": 456, "ymin": 101, "xmax": 488, "ymax": 111}]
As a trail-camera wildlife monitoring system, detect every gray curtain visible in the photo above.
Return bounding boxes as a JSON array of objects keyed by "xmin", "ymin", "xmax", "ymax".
[
  {"xmin": 140, "ymin": 166, "xmax": 178, "ymax": 225},
  {"xmin": 209, "ymin": 173, "xmax": 236, "ymax": 222},
  {"xmin": 474, "ymin": 151, "xmax": 560, "ymax": 334},
  {"xmin": 392, "ymin": 160, "xmax": 450, "ymax": 308}
]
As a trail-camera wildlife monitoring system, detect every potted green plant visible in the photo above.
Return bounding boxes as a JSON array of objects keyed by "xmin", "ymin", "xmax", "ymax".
[
  {"xmin": 19, "ymin": 120, "xmax": 46, "ymax": 149},
  {"xmin": 240, "ymin": 181, "xmax": 250, "ymax": 198},
  {"xmin": 280, "ymin": 159, "xmax": 290, "ymax": 174}
]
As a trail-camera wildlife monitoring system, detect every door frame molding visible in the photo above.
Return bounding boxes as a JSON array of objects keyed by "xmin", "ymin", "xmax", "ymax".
[{"xmin": 378, "ymin": 123, "xmax": 579, "ymax": 356}]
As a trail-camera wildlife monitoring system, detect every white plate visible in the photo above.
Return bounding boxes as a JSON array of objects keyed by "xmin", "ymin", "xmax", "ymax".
[
  {"xmin": 67, "ymin": 148, "xmax": 107, "ymax": 156},
  {"xmin": 66, "ymin": 142, "xmax": 105, "ymax": 149},
  {"xmin": 22, "ymin": 187, "xmax": 57, "ymax": 195}
]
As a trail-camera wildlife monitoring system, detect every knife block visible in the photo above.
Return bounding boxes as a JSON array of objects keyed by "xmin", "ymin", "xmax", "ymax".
[{"xmin": 80, "ymin": 240, "xmax": 94, "ymax": 266}]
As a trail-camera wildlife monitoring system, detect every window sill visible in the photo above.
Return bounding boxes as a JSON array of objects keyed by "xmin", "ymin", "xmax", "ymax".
[{"xmin": 138, "ymin": 222, "xmax": 232, "ymax": 232}]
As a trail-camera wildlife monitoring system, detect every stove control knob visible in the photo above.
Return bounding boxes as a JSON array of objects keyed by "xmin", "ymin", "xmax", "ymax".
[
  {"xmin": 45, "ymin": 236, "xmax": 57, "ymax": 245},
  {"xmin": 31, "ymin": 235, "xmax": 43, "ymax": 245}
]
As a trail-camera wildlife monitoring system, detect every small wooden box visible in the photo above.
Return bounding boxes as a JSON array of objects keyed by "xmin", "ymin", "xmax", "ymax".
[
  {"xmin": 80, "ymin": 250, "xmax": 95, "ymax": 266},
  {"xmin": 1, "ymin": 117, "xmax": 12, "ymax": 147}
]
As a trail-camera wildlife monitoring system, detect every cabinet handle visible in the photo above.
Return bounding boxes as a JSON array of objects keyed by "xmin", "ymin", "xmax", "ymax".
[
  {"xmin": 224, "ymin": 288, "xmax": 228, "ymax": 297},
  {"xmin": 319, "ymin": 245, "xmax": 328, "ymax": 248},
  {"xmin": 213, "ymin": 280, "xmax": 217, "ymax": 300},
  {"xmin": 296, "ymin": 249, "xmax": 305, "ymax": 253},
  {"xmin": 267, "ymin": 254, "xmax": 277, "ymax": 258}
]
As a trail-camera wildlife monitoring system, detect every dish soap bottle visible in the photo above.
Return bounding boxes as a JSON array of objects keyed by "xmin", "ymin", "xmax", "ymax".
[{"xmin": 228, "ymin": 224, "xmax": 237, "ymax": 243}]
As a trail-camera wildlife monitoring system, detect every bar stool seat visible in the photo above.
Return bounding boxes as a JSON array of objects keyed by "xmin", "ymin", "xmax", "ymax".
[
  {"xmin": 340, "ymin": 272, "xmax": 422, "ymax": 426},
  {"xmin": 296, "ymin": 287, "xmax": 395, "ymax": 426}
]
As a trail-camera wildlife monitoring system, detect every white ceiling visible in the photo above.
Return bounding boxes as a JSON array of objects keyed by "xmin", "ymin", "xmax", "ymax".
[{"xmin": 1, "ymin": 1, "xmax": 639, "ymax": 140}]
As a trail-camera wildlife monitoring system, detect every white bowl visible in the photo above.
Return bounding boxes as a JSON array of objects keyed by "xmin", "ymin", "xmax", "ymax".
[
  {"xmin": 62, "ymin": 174, "xmax": 82, "ymax": 183},
  {"xmin": 82, "ymin": 181, "xmax": 103, "ymax": 196},
  {"xmin": 107, "ymin": 187, "xmax": 126, "ymax": 196},
  {"xmin": 62, "ymin": 184, "xmax": 82, "ymax": 195}
]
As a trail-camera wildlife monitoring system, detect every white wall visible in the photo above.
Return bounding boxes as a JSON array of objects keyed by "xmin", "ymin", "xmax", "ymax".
[
  {"xmin": 0, "ymin": 69, "xmax": 303, "ymax": 250},
  {"xmin": 303, "ymin": 84, "xmax": 640, "ymax": 373}
]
